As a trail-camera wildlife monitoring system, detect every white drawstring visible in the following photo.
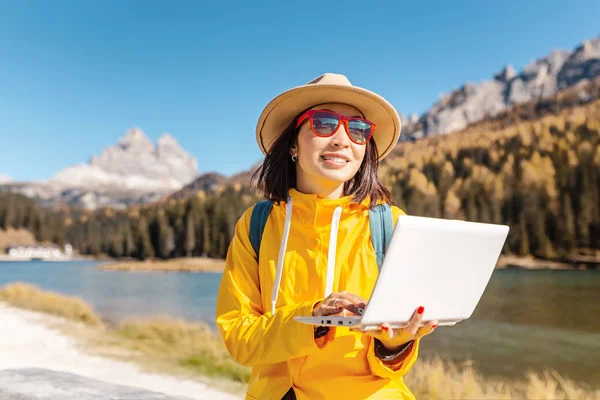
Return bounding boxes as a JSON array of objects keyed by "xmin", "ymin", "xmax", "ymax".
[
  {"xmin": 269, "ymin": 200, "xmax": 343, "ymax": 315},
  {"xmin": 325, "ymin": 206, "xmax": 342, "ymax": 297},
  {"xmin": 271, "ymin": 197, "xmax": 293, "ymax": 315}
]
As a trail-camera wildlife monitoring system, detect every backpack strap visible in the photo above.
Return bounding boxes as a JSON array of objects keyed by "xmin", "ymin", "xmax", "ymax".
[
  {"xmin": 369, "ymin": 204, "xmax": 394, "ymax": 270},
  {"xmin": 250, "ymin": 200, "xmax": 393, "ymax": 268},
  {"xmin": 249, "ymin": 200, "xmax": 274, "ymax": 258}
]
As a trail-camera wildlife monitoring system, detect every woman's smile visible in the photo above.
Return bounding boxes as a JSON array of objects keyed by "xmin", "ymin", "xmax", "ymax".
[{"xmin": 320, "ymin": 152, "xmax": 351, "ymax": 167}]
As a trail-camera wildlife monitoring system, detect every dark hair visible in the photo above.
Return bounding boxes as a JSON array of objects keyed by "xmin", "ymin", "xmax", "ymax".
[{"xmin": 252, "ymin": 112, "xmax": 393, "ymax": 208}]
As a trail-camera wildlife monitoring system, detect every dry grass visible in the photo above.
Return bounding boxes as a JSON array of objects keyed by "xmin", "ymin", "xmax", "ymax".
[
  {"xmin": 68, "ymin": 318, "xmax": 248, "ymax": 397},
  {"xmin": 100, "ymin": 257, "xmax": 226, "ymax": 272},
  {"xmin": 0, "ymin": 283, "xmax": 104, "ymax": 327},
  {"xmin": 496, "ymin": 253, "xmax": 600, "ymax": 270},
  {"xmin": 406, "ymin": 357, "xmax": 600, "ymax": 399},
  {"xmin": 496, "ymin": 254, "xmax": 572, "ymax": 269},
  {"xmin": 0, "ymin": 228, "xmax": 37, "ymax": 250},
  {"xmin": 1, "ymin": 283, "xmax": 598, "ymax": 399},
  {"xmin": 110, "ymin": 317, "xmax": 250, "ymax": 383}
]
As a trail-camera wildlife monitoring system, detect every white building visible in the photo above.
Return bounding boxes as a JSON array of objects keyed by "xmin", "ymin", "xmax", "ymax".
[{"xmin": 3, "ymin": 244, "xmax": 73, "ymax": 261}]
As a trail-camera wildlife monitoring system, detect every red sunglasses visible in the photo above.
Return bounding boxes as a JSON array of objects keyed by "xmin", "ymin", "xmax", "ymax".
[{"xmin": 296, "ymin": 109, "xmax": 376, "ymax": 145}]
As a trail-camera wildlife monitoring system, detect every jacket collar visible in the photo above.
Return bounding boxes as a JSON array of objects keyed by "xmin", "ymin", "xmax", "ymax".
[{"xmin": 284, "ymin": 188, "xmax": 371, "ymax": 229}]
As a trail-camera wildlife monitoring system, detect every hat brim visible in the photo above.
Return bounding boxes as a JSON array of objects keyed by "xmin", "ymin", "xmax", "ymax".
[{"xmin": 256, "ymin": 84, "xmax": 401, "ymax": 161}]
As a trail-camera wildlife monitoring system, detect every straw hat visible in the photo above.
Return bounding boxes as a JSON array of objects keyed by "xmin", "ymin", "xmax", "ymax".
[{"xmin": 255, "ymin": 73, "xmax": 401, "ymax": 161}]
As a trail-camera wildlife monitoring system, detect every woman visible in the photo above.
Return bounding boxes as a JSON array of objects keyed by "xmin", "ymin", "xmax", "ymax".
[{"xmin": 216, "ymin": 73, "xmax": 438, "ymax": 400}]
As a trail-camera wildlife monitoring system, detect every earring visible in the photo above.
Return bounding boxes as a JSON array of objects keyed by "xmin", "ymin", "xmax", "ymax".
[{"xmin": 291, "ymin": 154, "xmax": 297, "ymax": 162}]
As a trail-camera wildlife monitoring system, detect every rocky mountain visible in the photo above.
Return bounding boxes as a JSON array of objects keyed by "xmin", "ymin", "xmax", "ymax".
[
  {"xmin": 168, "ymin": 162, "xmax": 260, "ymax": 200},
  {"xmin": 50, "ymin": 128, "xmax": 198, "ymax": 192},
  {"xmin": 401, "ymin": 36, "xmax": 600, "ymax": 140},
  {"xmin": 169, "ymin": 172, "xmax": 228, "ymax": 199},
  {"xmin": 1, "ymin": 129, "xmax": 199, "ymax": 209},
  {"xmin": 1, "ymin": 181, "xmax": 165, "ymax": 210},
  {"xmin": 0, "ymin": 175, "xmax": 12, "ymax": 184},
  {"xmin": 228, "ymin": 163, "xmax": 260, "ymax": 187}
]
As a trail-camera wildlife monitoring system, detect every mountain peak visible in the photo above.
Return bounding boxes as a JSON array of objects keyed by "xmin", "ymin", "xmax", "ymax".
[
  {"xmin": 0, "ymin": 174, "xmax": 12, "ymax": 184},
  {"xmin": 408, "ymin": 35, "xmax": 600, "ymax": 138},
  {"xmin": 494, "ymin": 64, "xmax": 517, "ymax": 82},
  {"xmin": 157, "ymin": 133, "xmax": 180, "ymax": 148},
  {"xmin": 573, "ymin": 38, "xmax": 600, "ymax": 61},
  {"xmin": 49, "ymin": 127, "xmax": 198, "ymax": 194},
  {"xmin": 117, "ymin": 128, "xmax": 154, "ymax": 152}
]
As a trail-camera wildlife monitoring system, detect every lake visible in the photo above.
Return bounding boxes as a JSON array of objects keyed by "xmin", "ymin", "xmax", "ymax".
[{"xmin": 0, "ymin": 260, "xmax": 598, "ymax": 388}]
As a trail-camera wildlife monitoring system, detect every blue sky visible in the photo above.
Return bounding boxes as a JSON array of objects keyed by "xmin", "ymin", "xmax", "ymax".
[{"xmin": 0, "ymin": 0, "xmax": 598, "ymax": 182}]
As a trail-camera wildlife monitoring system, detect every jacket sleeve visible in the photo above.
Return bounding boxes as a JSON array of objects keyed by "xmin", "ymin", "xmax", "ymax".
[
  {"xmin": 367, "ymin": 337, "xmax": 421, "ymax": 378},
  {"xmin": 367, "ymin": 205, "xmax": 421, "ymax": 378},
  {"xmin": 215, "ymin": 206, "xmax": 325, "ymax": 367}
]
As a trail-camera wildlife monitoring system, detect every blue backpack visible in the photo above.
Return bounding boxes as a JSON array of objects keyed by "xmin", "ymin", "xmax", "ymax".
[{"xmin": 249, "ymin": 200, "xmax": 393, "ymax": 270}]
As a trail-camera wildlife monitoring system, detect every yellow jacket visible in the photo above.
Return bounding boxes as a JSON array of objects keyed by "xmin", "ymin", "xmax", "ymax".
[{"xmin": 216, "ymin": 189, "xmax": 420, "ymax": 400}]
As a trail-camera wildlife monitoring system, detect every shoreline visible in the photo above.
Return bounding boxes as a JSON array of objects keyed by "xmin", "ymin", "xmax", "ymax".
[
  {"xmin": 496, "ymin": 254, "xmax": 599, "ymax": 270},
  {"xmin": 1, "ymin": 249, "xmax": 597, "ymax": 272},
  {"xmin": 0, "ymin": 255, "xmax": 94, "ymax": 263},
  {"xmin": 98, "ymin": 257, "xmax": 226, "ymax": 272},
  {"xmin": 97, "ymin": 254, "xmax": 599, "ymax": 273},
  {"xmin": 0, "ymin": 302, "xmax": 241, "ymax": 400}
]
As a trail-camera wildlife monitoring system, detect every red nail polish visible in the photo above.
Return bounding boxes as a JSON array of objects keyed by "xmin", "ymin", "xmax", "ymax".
[
  {"xmin": 417, "ymin": 306, "xmax": 425, "ymax": 314},
  {"xmin": 432, "ymin": 323, "xmax": 438, "ymax": 329},
  {"xmin": 381, "ymin": 325, "xmax": 389, "ymax": 332}
]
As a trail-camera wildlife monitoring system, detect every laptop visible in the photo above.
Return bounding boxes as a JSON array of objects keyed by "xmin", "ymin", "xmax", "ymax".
[{"xmin": 294, "ymin": 215, "xmax": 510, "ymax": 331}]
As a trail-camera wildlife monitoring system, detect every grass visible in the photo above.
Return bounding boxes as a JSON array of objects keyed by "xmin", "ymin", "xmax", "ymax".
[
  {"xmin": 0, "ymin": 282, "xmax": 105, "ymax": 327},
  {"xmin": 0, "ymin": 227, "xmax": 37, "ymax": 251},
  {"xmin": 112, "ymin": 317, "xmax": 250, "ymax": 383},
  {"xmin": 405, "ymin": 357, "xmax": 599, "ymax": 399},
  {"xmin": 1, "ymin": 283, "xmax": 598, "ymax": 399},
  {"xmin": 99, "ymin": 257, "xmax": 226, "ymax": 272}
]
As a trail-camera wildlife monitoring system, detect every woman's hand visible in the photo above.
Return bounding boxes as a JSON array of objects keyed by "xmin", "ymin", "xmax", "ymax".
[
  {"xmin": 360, "ymin": 306, "xmax": 438, "ymax": 351},
  {"xmin": 313, "ymin": 291, "xmax": 367, "ymax": 317}
]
